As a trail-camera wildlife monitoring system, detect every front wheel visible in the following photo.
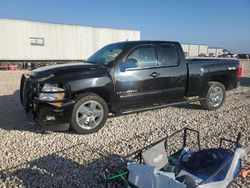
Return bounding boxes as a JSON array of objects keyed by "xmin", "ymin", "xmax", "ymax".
[
  {"xmin": 71, "ymin": 93, "xmax": 108, "ymax": 134},
  {"xmin": 200, "ymin": 82, "xmax": 226, "ymax": 110}
]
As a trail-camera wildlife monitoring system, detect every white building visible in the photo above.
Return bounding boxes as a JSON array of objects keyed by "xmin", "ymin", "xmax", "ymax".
[
  {"xmin": 181, "ymin": 44, "xmax": 208, "ymax": 57},
  {"xmin": 199, "ymin": 45, "xmax": 209, "ymax": 56},
  {"xmin": 181, "ymin": 44, "xmax": 189, "ymax": 56},
  {"xmin": 208, "ymin": 47, "xmax": 226, "ymax": 57},
  {"xmin": 0, "ymin": 19, "xmax": 140, "ymax": 62}
]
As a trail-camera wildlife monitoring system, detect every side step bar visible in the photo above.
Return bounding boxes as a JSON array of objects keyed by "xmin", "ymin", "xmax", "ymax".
[{"xmin": 117, "ymin": 98, "xmax": 205, "ymax": 116}]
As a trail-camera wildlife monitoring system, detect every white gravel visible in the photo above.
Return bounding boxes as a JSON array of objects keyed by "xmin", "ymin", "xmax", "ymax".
[{"xmin": 0, "ymin": 61, "xmax": 249, "ymax": 187}]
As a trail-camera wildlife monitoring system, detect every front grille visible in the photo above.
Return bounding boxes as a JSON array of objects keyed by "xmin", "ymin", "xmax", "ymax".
[{"xmin": 20, "ymin": 75, "xmax": 71, "ymax": 109}]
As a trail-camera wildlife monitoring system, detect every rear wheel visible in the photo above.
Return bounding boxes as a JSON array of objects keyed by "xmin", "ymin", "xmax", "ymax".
[
  {"xmin": 71, "ymin": 93, "xmax": 108, "ymax": 134},
  {"xmin": 200, "ymin": 82, "xmax": 225, "ymax": 110}
]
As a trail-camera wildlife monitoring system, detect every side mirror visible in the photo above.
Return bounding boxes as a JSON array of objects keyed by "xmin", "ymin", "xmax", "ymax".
[{"xmin": 120, "ymin": 58, "xmax": 138, "ymax": 72}]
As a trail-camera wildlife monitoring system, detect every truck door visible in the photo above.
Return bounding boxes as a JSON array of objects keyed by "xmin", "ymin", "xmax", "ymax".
[
  {"xmin": 115, "ymin": 44, "xmax": 164, "ymax": 107},
  {"xmin": 156, "ymin": 43, "xmax": 188, "ymax": 101}
]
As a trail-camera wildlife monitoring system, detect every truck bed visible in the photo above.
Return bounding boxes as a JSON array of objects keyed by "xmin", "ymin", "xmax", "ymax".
[{"xmin": 186, "ymin": 58, "xmax": 240, "ymax": 97}]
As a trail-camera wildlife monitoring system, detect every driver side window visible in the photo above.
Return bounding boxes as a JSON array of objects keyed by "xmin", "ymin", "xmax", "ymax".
[{"xmin": 128, "ymin": 46, "xmax": 158, "ymax": 68}]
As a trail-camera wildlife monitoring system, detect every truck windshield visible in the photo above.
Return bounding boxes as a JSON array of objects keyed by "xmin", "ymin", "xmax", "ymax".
[{"xmin": 86, "ymin": 43, "xmax": 125, "ymax": 65}]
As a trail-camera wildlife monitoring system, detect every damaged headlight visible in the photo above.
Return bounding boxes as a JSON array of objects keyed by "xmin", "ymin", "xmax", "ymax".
[{"xmin": 39, "ymin": 84, "xmax": 65, "ymax": 106}]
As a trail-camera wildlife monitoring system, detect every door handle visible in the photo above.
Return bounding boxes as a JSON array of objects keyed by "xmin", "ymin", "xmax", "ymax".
[{"xmin": 150, "ymin": 72, "xmax": 160, "ymax": 78}]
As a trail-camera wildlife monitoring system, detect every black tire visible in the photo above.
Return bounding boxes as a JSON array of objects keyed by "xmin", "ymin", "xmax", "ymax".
[
  {"xmin": 200, "ymin": 81, "xmax": 226, "ymax": 110},
  {"xmin": 70, "ymin": 93, "xmax": 108, "ymax": 134}
]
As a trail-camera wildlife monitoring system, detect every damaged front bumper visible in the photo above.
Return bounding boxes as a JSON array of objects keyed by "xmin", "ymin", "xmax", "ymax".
[{"xmin": 20, "ymin": 74, "xmax": 75, "ymax": 130}]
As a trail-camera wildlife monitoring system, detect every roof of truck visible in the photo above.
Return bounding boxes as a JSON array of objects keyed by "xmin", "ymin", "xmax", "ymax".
[{"xmin": 113, "ymin": 40, "xmax": 180, "ymax": 46}]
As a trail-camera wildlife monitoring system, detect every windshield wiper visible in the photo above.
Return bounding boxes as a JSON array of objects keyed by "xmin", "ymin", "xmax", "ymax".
[
  {"xmin": 83, "ymin": 60, "xmax": 97, "ymax": 64},
  {"xmin": 84, "ymin": 60, "xmax": 108, "ymax": 69}
]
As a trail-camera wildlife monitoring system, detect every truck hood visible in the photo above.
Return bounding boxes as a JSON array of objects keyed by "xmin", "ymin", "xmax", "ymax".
[{"xmin": 31, "ymin": 63, "xmax": 101, "ymax": 78}]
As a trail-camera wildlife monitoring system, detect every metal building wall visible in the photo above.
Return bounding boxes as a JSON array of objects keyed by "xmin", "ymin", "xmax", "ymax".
[
  {"xmin": 188, "ymin": 45, "xmax": 199, "ymax": 57},
  {"xmin": 208, "ymin": 48, "xmax": 225, "ymax": 57},
  {"xmin": 181, "ymin": 44, "xmax": 208, "ymax": 57},
  {"xmin": 181, "ymin": 44, "xmax": 189, "ymax": 55},
  {"xmin": 216, "ymin": 48, "xmax": 224, "ymax": 56},
  {"xmin": 199, "ymin": 45, "xmax": 208, "ymax": 55},
  {"xmin": 208, "ymin": 48, "xmax": 216, "ymax": 56},
  {"xmin": 0, "ymin": 19, "xmax": 140, "ymax": 61}
]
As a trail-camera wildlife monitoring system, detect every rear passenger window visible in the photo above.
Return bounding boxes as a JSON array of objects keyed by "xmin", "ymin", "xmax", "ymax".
[
  {"xmin": 160, "ymin": 45, "xmax": 179, "ymax": 66},
  {"xmin": 128, "ymin": 46, "xmax": 158, "ymax": 68}
]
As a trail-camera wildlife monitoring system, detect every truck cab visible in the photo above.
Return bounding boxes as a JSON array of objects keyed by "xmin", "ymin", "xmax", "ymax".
[{"xmin": 114, "ymin": 41, "xmax": 187, "ymax": 108}]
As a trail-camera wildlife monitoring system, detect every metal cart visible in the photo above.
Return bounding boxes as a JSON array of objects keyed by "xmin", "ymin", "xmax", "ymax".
[{"xmin": 102, "ymin": 127, "xmax": 249, "ymax": 188}]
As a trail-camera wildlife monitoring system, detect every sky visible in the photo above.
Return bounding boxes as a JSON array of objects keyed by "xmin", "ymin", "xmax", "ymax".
[{"xmin": 0, "ymin": 0, "xmax": 249, "ymax": 53}]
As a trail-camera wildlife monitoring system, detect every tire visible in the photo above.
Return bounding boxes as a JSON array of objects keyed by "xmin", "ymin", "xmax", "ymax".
[
  {"xmin": 70, "ymin": 93, "xmax": 108, "ymax": 134},
  {"xmin": 200, "ymin": 81, "xmax": 226, "ymax": 110}
]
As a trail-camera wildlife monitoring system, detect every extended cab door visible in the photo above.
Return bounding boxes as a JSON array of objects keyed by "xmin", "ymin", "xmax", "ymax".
[
  {"xmin": 114, "ymin": 44, "xmax": 164, "ymax": 107},
  {"xmin": 156, "ymin": 43, "xmax": 188, "ymax": 101}
]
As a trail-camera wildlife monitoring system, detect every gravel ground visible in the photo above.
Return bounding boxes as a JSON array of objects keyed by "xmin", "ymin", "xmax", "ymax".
[{"xmin": 0, "ymin": 60, "xmax": 249, "ymax": 187}]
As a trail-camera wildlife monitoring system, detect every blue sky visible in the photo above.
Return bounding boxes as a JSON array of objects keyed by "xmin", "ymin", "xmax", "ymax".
[{"xmin": 0, "ymin": 0, "xmax": 249, "ymax": 53}]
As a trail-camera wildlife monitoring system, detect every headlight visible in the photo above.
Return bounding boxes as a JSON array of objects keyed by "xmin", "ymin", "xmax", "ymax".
[{"xmin": 39, "ymin": 84, "xmax": 65, "ymax": 105}]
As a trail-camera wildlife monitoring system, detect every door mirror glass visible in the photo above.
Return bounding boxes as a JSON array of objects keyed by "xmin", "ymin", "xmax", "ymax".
[{"xmin": 120, "ymin": 58, "xmax": 138, "ymax": 72}]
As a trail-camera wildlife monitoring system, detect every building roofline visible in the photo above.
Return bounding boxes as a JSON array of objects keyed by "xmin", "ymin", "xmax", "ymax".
[
  {"xmin": 208, "ymin": 47, "xmax": 227, "ymax": 49},
  {"xmin": 181, "ymin": 43, "xmax": 208, "ymax": 46},
  {"xmin": 0, "ymin": 18, "xmax": 140, "ymax": 32}
]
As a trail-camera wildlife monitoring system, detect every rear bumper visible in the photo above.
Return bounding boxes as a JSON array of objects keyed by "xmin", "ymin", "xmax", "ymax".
[{"xmin": 20, "ymin": 74, "xmax": 75, "ymax": 130}]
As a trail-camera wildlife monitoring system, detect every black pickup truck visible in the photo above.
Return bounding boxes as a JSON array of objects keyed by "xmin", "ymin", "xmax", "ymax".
[{"xmin": 20, "ymin": 41, "xmax": 243, "ymax": 134}]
